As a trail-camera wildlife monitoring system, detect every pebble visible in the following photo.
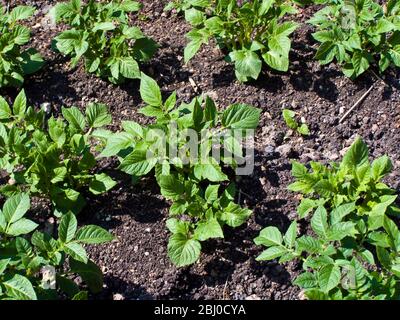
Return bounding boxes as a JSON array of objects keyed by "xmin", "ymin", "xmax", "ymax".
[
  {"xmin": 245, "ymin": 294, "xmax": 261, "ymax": 300},
  {"xmin": 275, "ymin": 144, "xmax": 293, "ymax": 158}
]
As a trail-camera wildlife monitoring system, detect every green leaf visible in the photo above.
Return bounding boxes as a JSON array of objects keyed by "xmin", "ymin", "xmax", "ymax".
[
  {"xmin": 89, "ymin": 173, "xmax": 116, "ymax": 195},
  {"xmin": 352, "ymin": 51, "xmax": 370, "ymax": 77},
  {"xmin": 7, "ymin": 218, "xmax": 38, "ymax": 236},
  {"xmin": 330, "ymin": 202, "xmax": 356, "ymax": 225},
  {"xmin": 185, "ymin": 8, "xmax": 204, "ymax": 26},
  {"xmin": 64, "ymin": 242, "xmax": 88, "ymax": 263},
  {"xmin": 58, "ymin": 212, "xmax": 77, "ymax": 243},
  {"xmin": 282, "ymin": 108, "xmax": 298, "ymax": 129},
  {"xmin": 262, "ymin": 50, "xmax": 289, "ymax": 72},
  {"xmin": 318, "ymin": 264, "xmax": 341, "ymax": 293},
  {"xmin": 194, "ymin": 218, "xmax": 224, "ymax": 241},
  {"xmin": 293, "ymin": 272, "xmax": 317, "ymax": 289},
  {"xmin": 93, "ymin": 22, "xmax": 115, "ymax": 32},
  {"xmin": 86, "ymin": 103, "xmax": 111, "ymax": 128},
  {"xmin": 222, "ymin": 104, "xmax": 261, "ymax": 129},
  {"xmin": 76, "ymin": 225, "xmax": 114, "ymax": 244},
  {"xmin": 284, "ymin": 221, "xmax": 297, "ymax": 248},
  {"xmin": 122, "ymin": 121, "xmax": 143, "ymax": 138},
  {"xmin": 184, "ymin": 30, "xmax": 207, "ymax": 63},
  {"xmin": 341, "ymin": 138, "xmax": 369, "ymax": 169},
  {"xmin": 158, "ymin": 175, "xmax": 185, "ymax": 199},
  {"xmin": 205, "ymin": 184, "xmax": 219, "ymax": 203},
  {"xmin": 140, "ymin": 73, "xmax": 162, "ymax": 107},
  {"xmin": 371, "ymin": 156, "xmax": 392, "ymax": 181},
  {"xmin": 254, "ymin": 226, "xmax": 283, "ymax": 246},
  {"xmin": 298, "ymin": 124, "xmax": 310, "ymax": 136},
  {"xmin": 297, "ymin": 198, "xmax": 317, "ymax": 219},
  {"xmin": 296, "ymin": 236, "xmax": 322, "ymax": 253},
  {"xmin": 229, "ymin": 49, "xmax": 262, "ymax": 82},
  {"xmin": 119, "ymin": 149, "xmax": 158, "ymax": 176},
  {"xmin": 166, "ymin": 218, "xmax": 189, "ymax": 234},
  {"xmin": 3, "ymin": 193, "xmax": 30, "ymax": 224},
  {"xmin": 9, "ymin": 6, "xmax": 35, "ymax": 22},
  {"xmin": 256, "ymin": 246, "xmax": 288, "ymax": 261},
  {"xmin": 168, "ymin": 234, "xmax": 201, "ymax": 267},
  {"xmin": 70, "ymin": 259, "xmax": 103, "ymax": 293},
  {"xmin": 390, "ymin": 46, "xmax": 400, "ymax": 67},
  {"xmin": 13, "ymin": 89, "xmax": 27, "ymax": 118},
  {"xmin": 119, "ymin": 57, "xmax": 140, "ymax": 79},
  {"xmin": 100, "ymin": 132, "xmax": 134, "ymax": 157},
  {"xmin": 72, "ymin": 291, "xmax": 88, "ymax": 300},
  {"xmin": 62, "ymin": 107, "xmax": 86, "ymax": 132},
  {"xmin": 0, "ymin": 96, "xmax": 12, "ymax": 119},
  {"xmin": 193, "ymin": 163, "xmax": 228, "ymax": 182},
  {"xmin": 21, "ymin": 48, "xmax": 45, "ymax": 75},
  {"xmin": 376, "ymin": 246, "xmax": 391, "ymax": 270},
  {"xmin": 3, "ymin": 274, "xmax": 37, "ymax": 300},
  {"xmin": 311, "ymin": 206, "xmax": 328, "ymax": 238},
  {"xmin": 220, "ymin": 203, "xmax": 251, "ymax": 227}
]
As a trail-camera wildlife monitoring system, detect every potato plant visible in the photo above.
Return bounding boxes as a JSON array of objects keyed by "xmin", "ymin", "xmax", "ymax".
[
  {"xmin": 255, "ymin": 138, "xmax": 400, "ymax": 299},
  {"xmin": 0, "ymin": 90, "xmax": 116, "ymax": 215},
  {"xmin": 100, "ymin": 73, "xmax": 260, "ymax": 266},
  {"xmin": 0, "ymin": 193, "xmax": 114, "ymax": 300},
  {"xmin": 167, "ymin": 0, "xmax": 301, "ymax": 82},
  {"xmin": 309, "ymin": 0, "xmax": 400, "ymax": 78},
  {"xmin": 53, "ymin": 0, "xmax": 158, "ymax": 84},
  {"xmin": 0, "ymin": 5, "xmax": 44, "ymax": 88}
]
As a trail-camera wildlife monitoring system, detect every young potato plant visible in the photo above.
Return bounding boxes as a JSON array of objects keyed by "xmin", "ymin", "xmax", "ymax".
[
  {"xmin": 171, "ymin": 0, "xmax": 301, "ymax": 82},
  {"xmin": 0, "ymin": 90, "xmax": 116, "ymax": 215},
  {"xmin": 0, "ymin": 5, "xmax": 44, "ymax": 88},
  {"xmin": 255, "ymin": 138, "xmax": 400, "ymax": 299},
  {"xmin": 282, "ymin": 109, "xmax": 310, "ymax": 136},
  {"xmin": 53, "ymin": 0, "xmax": 157, "ymax": 84},
  {"xmin": 0, "ymin": 193, "xmax": 114, "ymax": 300},
  {"xmin": 309, "ymin": 0, "xmax": 400, "ymax": 78},
  {"xmin": 100, "ymin": 73, "xmax": 260, "ymax": 266}
]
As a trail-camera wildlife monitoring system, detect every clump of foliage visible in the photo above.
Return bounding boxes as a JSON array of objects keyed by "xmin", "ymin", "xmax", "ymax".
[
  {"xmin": 282, "ymin": 108, "xmax": 310, "ymax": 136},
  {"xmin": 0, "ymin": 90, "xmax": 116, "ymax": 215},
  {"xmin": 309, "ymin": 0, "xmax": 400, "ymax": 78},
  {"xmin": 0, "ymin": 5, "xmax": 44, "ymax": 88},
  {"xmin": 101, "ymin": 73, "xmax": 260, "ymax": 266},
  {"xmin": 0, "ymin": 193, "xmax": 114, "ymax": 300},
  {"xmin": 166, "ymin": 0, "xmax": 302, "ymax": 82},
  {"xmin": 255, "ymin": 138, "xmax": 400, "ymax": 299},
  {"xmin": 53, "ymin": 0, "xmax": 157, "ymax": 84}
]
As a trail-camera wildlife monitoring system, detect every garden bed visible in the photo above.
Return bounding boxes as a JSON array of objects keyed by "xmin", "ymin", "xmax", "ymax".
[{"xmin": 2, "ymin": 0, "xmax": 400, "ymax": 300}]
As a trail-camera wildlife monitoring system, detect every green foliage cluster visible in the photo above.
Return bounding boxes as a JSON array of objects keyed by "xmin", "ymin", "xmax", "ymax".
[
  {"xmin": 166, "ymin": 0, "xmax": 301, "ymax": 82},
  {"xmin": 101, "ymin": 73, "xmax": 261, "ymax": 266},
  {"xmin": 0, "ymin": 90, "xmax": 116, "ymax": 215},
  {"xmin": 0, "ymin": 193, "xmax": 114, "ymax": 300},
  {"xmin": 0, "ymin": 5, "xmax": 44, "ymax": 88},
  {"xmin": 309, "ymin": 0, "xmax": 400, "ymax": 78},
  {"xmin": 53, "ymin": 0, "xmax": 157, "ymax": 83},
  {"xmin": 255, "ymin": 138, "xmax": 400, "ymax": 299},
  {"xmin": 282, "ymin": 109, "xmax": 310, "ymax": 136}
]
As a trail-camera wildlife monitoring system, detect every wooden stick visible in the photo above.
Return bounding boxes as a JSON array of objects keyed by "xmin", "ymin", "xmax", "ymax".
[{"xmin": 339, "ymin": 83, "xmax": 375, "ymax": 124}]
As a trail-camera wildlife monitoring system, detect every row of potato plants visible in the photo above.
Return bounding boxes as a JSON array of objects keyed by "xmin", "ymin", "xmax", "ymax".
[
  {"xmin": 2, "ymin": 75, "xmax": 400, "ymax": 300},
  {"xmin": 1, "ymin": 0, "xmax": 400, "ymax": 89},
  {"xmin": 0, "ymin": 0, "xmax": 399, "ymax": 301},
  {"xmin": 0, "ymin": 74, "xmax": 262, "ymax": 298}
]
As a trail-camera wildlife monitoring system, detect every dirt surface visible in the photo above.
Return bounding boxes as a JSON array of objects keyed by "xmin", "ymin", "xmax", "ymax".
[{"xmin": 1, "ymin": 0, "xmax": 400, "ymax": 300}]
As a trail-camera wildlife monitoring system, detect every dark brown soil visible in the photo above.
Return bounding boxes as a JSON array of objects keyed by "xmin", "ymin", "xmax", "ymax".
[{"xmin": 1, "ymin": 0, "xmax": 400, "ymax": 300}]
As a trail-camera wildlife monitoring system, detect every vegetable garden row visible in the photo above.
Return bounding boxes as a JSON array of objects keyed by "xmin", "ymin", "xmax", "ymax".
[{"xmin": 0, "ymin": 0, "xmax": 400, "ymax": 300}]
